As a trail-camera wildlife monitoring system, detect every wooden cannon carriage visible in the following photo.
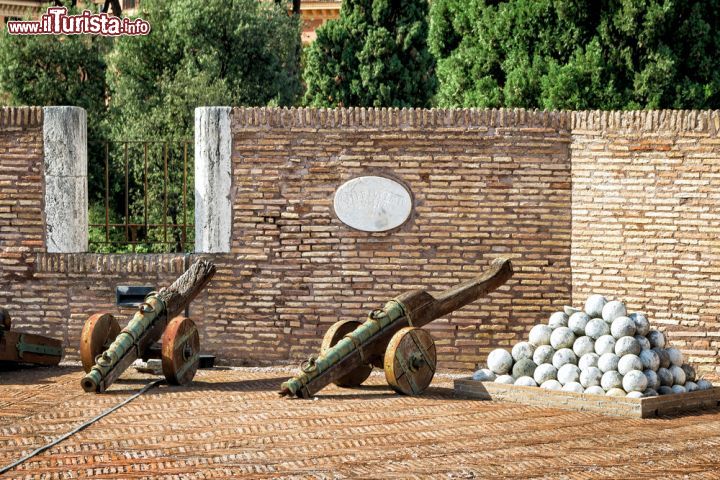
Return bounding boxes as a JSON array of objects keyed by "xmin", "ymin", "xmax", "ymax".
[
  {"xmin": 80, "ymin": 259, "xmax": 216, "ymax": 393},
  {"xmin": 0, "ymin": 307, "xmax": 63, "ymax": 367},
  {"xmin": 281, "ymin": 258, "xmax": 514, "ymax": 398}
]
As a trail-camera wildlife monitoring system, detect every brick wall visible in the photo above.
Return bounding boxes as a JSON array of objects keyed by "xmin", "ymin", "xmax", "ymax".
[
  {"xmin": 0, "ymin": 107, "xmax": 186, "ymax": 359},
  {"xmin": 3, "ymin": 106, "xmax": 720, "ymax": 377},
  {"xmin": 0, "ymin": 107, "xmax": 44, "ymax": 277},
  {"xmin": 571, "ymin": 110, "xmax": 720, "ymax": 379},
  {"xmin": 224, "ymin": 107, "xmax": 572, "ymax": 368}
]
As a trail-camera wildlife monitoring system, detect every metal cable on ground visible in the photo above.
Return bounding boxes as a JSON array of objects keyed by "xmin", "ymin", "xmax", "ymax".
[{"xmin": 0, "ymin": 379, "xmax": 164, "ymax": 475}]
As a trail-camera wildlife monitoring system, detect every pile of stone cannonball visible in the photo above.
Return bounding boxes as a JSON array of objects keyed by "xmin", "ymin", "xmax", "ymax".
[{"xmin": 473, "ymin": 294, "xmax": 714, "ymax": 398}]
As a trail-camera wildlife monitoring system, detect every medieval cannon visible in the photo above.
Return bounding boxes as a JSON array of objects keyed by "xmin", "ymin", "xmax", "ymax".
[
  {"xmin": 280, "ymin": 258, "xmax": 513, "ymax": 398},
  {"xmin": 80, "ymin": 259, "xmax": 216, "ymax": 393},
  {"xmin": 0, "ymin": 307, "xmax": 63, "ymax": 367}
]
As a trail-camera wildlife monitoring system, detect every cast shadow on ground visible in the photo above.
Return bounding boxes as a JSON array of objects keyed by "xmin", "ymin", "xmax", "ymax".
[
  {"xmin": 309, "ymin": 385, "xmax": 459, "ymax": 401},
  {"xmin": 0, "ymin": 364, "xmax": 70, "ymax": 385},
  {"xmin": 648, "ymin": 404, "xmax": 720, "ymax": 421},
  {"xmin": 173, "ymin": 376, "xmax": 287, "ymax": 393}
]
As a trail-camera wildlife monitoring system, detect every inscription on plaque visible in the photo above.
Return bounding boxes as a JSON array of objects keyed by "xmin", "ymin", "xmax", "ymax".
[{"xmin": 333, "ymin": 176, "xmax": 412, "ymax": 232}]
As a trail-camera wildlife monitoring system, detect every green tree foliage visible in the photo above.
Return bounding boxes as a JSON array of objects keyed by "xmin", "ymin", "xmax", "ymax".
[
  {"xmin": 0, "ymin": 14, "xmax": 109, "ymax": 203},
  {"xmin": 103, "ymin": 0, "xmax": 302, "ymax": 252},
  {"xmin": 107, "ymin": 0, "xmax": 302, "ymax": 139},
  {"xmin": 429, "ymin": 0, "xmax": 720, "ymax": 110},
  {"xmin": 303, "ymin": 0, "xmax": 437, "ymax": 107}
]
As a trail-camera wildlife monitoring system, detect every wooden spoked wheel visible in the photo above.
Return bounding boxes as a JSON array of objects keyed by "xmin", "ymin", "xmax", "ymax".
[
  {"xmin": 80, "ymin": 313, "xmax": 120, "ymax": 373},
  {"xmin": 0, "ymin": 307, "xmax": 10, "ymax": 331},
  {"xmin": 321, "ymin": 319, "xmax": 373, "ymax": 388},
  {"xmin": 384, "ymin": 327, "xmax": 437, "ymax": 396},
  {"xmin": 161, "ymin": 316, "xmax": 200, "ymax": 386}
]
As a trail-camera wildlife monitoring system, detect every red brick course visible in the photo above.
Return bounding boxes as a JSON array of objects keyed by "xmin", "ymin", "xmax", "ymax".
[{"xmin": 571, "ymin": 109, "xmax": 720, "ymax": 379}]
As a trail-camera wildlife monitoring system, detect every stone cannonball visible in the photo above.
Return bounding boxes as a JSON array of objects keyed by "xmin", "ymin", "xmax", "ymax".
[
  {"xmin": 629, "ymin": 313, "xmax": 650, "ymax": 337},
  {"xmin": 541, "ymin": 379, "xmax": 563, "ymax": 390},
  {"xmin": 653, "ymin": 348, "xmax": 671, "ymax": 369},
  {"xmin": 562, "ymin": 382, "xmax": 584, "ymax": 393},
  {"xmin": 611, "ymin": 316, "xmax": 636, "ymax": 339},
  {"xmin": 594, "ymin": 335, "xmax": 616, "ymax": 355},
  {"xmin": 639, "ymin": 349, "xmax": 660, "ymax": 371},
  {"xmin": 634, "ymin": 335, "xmax": 651, "ymax": 351},
  {"xmin": 495, "ymin": 374, "xmax": 515, "ymax": 385},
  {"xmin": 512, "ymin": 342, "xmax": 536, "ymax": 362},
  {"xmin": 512, "ymin": 358, "xmax": 538, "ymax": 379},
  {"xmin": 584, "ymin": 386, "xmax": 606, "ymax": 396},
  {"xmin": 564, "ymin": 306, "xmax": 580, "ymax": 316},
  {"xmin": 601, "ymin": 371, "xmax": 623, "ymax": 390},
  {"xmin": 626, "ymin": 391, "xmax": 644, "ymax": 398},
  {"xmin": 514, "ymin": 376, "xmax": 537, "ymax": 387},
  {"xmin": 528, "ymin": 324, "xmax": 553, "ymax": 347},
  {"xmin": 606, "ymin": 388, "xmax": 627, "ymax": 397},
  {"xmin": 585, "ymin": 318, "xmax": 610, "ymax": 340},
  {"xmin": 658, "ymin": 386, "xmax": 674, "ymax": 395},
  {"xmin": 578, "ymin": 353, "xmax": 600, "ymax": 371},
  {"xmin": 681, "ymin": 364, "xmax": 696, "ymax": 383},
  {"xmin": 671, "ymin": 384, "xmax": 687, "ymax": 394},
  {"xmin": 534, "ymin": 363, "xmax": 558, "ymax": 385},
  {"xmin": 552, "ymin": 348, "xmax": 578, "ymax": 369},
  {"xmin": 666, "ymin": 347, "xmax": 683, "ymax": 367},
  {"xmin": 622, "ymin": 370, "xmax": 648, "ymax": 392},
  {"xmin": 573, "ymin": 336, "xmax": 595, "ymax": 357},
  {"xmin": 584, "ymin": 294, "xmax": 607, "ymax": 318},
  {"xmin": 568, "ymin": 312, "xmax": 591, "ymax": 336},
  {"xmin": 643, "ymin": 369, "xmax": 660, "ymax": 391},
  {"xmin": 647, "ymin": 330, "xmax": 666, "ymax": 349},
  {"xmin": 472, "ymin": 368, "xmax": 496, "ymax": 382},
  {"xmin": 669, "ymin": 365, "xmax": 686, "ymax": 386},
  {"xmin": 657, "ymin": 367, "xmax": 674, "ymax": 387},
  {"xmin": 602, "ymin": 300, "xmax": 627, "ymax": 323},
  {"xmin": 618, "ymin": 354, "xmax": 643, "ymax": 375},
  {"xmin": 533, "ymin": 345, "xmax": 555, "ymax": 365},
  {"xmin": 643, "ymin": 389, "xmax": 658, "ymax": 397},
  {"xmin": 685, "ymin": 381, "xmax": 699, "ymax": 392},
  {"xmin": 615, "ymin": 336, "xmax": 641, "ymax": 356},
  {"xmin": 580, "ymin": 367, "xmax": 603, "ymax": 388},
  {"xmin": 598, "ymin": 353, "xmax": 621, "ymax": 373},
  {"xmin": 697, "ymin": 379, "xmax": 713, "ymax": 390},
  {"xmin": 557, "ymin": 364, "xmax": 581, "ymax": 385},
  {"xmin": 487, "ymin": 349, "xmax": 514, "ymax": 375},
  {"xmin": 550, "ymin": 327, "xmax": 576, "ymax": 350},
  {"xmin": 548, "ymin": 311, "xmax": 569, "ymax": 329}
]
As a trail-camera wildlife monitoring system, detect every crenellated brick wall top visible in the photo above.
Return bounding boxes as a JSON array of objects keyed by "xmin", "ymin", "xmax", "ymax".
[
  {"xmin": 231, "ymin": 107, "xmax": 720, "ymax": 135},
  {"xmin": 572, "ymin": 109, "xmax": 720, "ymax": 134},
  {"xmin": 34, "ymin": 253, "xmax": 187, "ymax": 274},
  {"xmin": 0, "ymin": 106, "xmax": 43, "ymax": 128},
  {"xmin": 232, "ymin": 106, "xmax": 573, "ymax": 130},
  {"xmin": 2, "ymin": 105, "xmax": 717, "ymax": 132}
]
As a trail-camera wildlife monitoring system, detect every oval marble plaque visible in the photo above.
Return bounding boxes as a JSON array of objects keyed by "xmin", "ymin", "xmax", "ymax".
[{"xmin": 333, "ymin": 176, "xmax": 412, "ymax": 232}]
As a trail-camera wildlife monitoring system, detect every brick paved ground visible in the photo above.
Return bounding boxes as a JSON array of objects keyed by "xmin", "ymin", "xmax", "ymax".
[{"xmin": 2, "ymin": 365, "xmax": 720, "ymax": 479}]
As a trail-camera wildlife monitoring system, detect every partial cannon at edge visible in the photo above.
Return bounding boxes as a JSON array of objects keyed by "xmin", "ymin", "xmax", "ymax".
[{"xmin": 0, "ymin": 307, "xmax": 63, "ymax": 367}]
